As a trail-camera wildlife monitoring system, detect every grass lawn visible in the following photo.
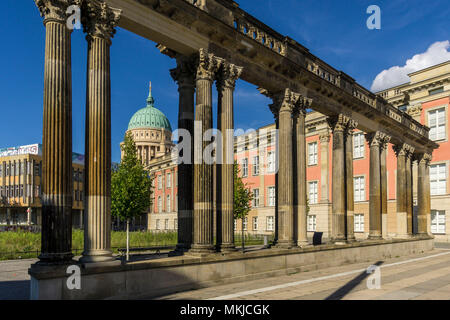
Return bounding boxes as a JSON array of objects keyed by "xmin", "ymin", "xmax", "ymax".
[{"xmin": 0, "ymin": 230, "xmax": 270, "ymax": 260}]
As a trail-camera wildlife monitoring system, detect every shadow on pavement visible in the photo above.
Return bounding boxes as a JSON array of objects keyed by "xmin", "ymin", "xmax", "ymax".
[{"xmin": 325, "ymin": 260, "xmax": 384, "ymax": 300}]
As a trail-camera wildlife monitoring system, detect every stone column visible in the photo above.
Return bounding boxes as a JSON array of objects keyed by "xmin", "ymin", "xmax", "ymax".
[
  {"xmin": 366, "ymin": 132, "xmax": 388, "ymax": 240},
  {"xmin": 328, "ymin": 115, "xmax": 349, "ymax": 243},
  {"xmin": 81, "ymin": 1, "xmax": 121, "ymax": 263},
  {"xmin": 34, "ymin": 0, "xmax": 74, "ymax": 263},
  {"xmin": 417, "ymin": 153, "xmax": 432, "ymax": 235},
  {"xmin": 270, "ymin": 89, "xmax": 302, "ymax": 248},
  {"xmin": 216, "ymin": 62, "xmax": 243, "ymax": 252},
  {"xmin": 170, "ymin": 55, "xmax": 196, "ymax": 251},
  {"xmin": 345, "ymin": 120, "xmax": 358, "ymax": 242},
  {"xmin": 380, "ymin": 136, "xmax": 391, "ymax": 239},
  {"xmin": 405, "ymin": 148, "xmax": 415, "ymax": 236},
  {"xmin": 319, "ymin": 131, "xmax": 331, "ymax": 203},
  {"xmin": 293, "ymin": 98, "xmax": 311, "ymax": 247},
  {"xmin": 394, "ymin": 143, "xmax": 410, "ymax": 238},
  {"xmin": 190, "ymin": 49, "xmax": 222, "ymax": 254}
]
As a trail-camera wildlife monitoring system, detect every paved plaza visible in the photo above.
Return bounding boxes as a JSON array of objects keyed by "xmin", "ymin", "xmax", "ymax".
[{"xmin": 154, "ymin": 247, "xmax": 450, "ymax": 300}]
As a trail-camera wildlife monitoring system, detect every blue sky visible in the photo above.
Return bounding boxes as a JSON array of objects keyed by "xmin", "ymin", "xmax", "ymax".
[{"xmin": 0, "ymin": 0, "xmax": 448, "ymax": 162}]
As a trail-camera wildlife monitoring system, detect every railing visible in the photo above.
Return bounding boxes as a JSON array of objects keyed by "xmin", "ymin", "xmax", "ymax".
[{"xmin": 232, "ymin": 18, "xmax": 287, "ymax": 56}]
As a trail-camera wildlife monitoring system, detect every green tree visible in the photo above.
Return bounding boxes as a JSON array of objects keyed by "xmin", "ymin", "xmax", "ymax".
[
  {"xmin": 111, "ymin": 132, "xmax": 152, "ymax": 261},
  {"xmin": 233, "ymin": 161, "xmax": 253, "ymax": 252}
]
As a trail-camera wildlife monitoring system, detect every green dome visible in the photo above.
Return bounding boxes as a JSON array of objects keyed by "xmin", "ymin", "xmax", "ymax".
[{"xmin": 128, "ymin": 85, "xmax": 172, "ymax": 131}]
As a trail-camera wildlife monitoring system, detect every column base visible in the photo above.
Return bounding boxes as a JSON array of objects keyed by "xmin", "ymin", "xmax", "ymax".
[
  {"xmin": 345, "ymin": 237, "xmax": 357, "ymax": 243},
  {"xmin": 368, "ymin": 235, "xmax": 383, "ymax": 241},
  {"xmin": 273, "ymin": 240, "xmax": 295, "ymax": 249},
  {"xmin": 330, "ymin": 236, "xmax": 348, "ymax": 245},
  {"xmin": 79, "ymin": 250, "xmax": 114, "ymax": 263},
  {"xmin": 394, "ymin": 234, "xmax": 412, "ymax": 240},
  {"xmin": 217, "ymin": 244, "xmax": 237, "ymax": 253},
  {"xmin": 296, "ymin": 240, "xmax": 309, "ymax": 247},
  {"xmin": 188, "ymin": 244, "xmax": 216, "ymax": 256},
  {"xmin": 38, "ymin": 252, "xmax": 74, "ymax": 265}
]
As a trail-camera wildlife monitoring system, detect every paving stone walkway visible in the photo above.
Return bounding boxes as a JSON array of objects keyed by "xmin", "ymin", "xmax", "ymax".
[{"xmin": 154, "ymin": 249, "xmax": 450, "ymax": 300}]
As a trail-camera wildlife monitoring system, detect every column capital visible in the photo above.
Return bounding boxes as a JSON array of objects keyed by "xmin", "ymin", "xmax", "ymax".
[
  {"xmin": 196, "ymin": 48, "xmax": 222, "ymax": 81},
  {"xmin": 417, "ymin": 152, "xmax": 433, "ymax": 165},
  {"xmin": 170, "ymin": 55, "xmax": 197, "ymax": 89},
  {"xmin": 216, "ymin": 62, "xmax": 243, "ymax": 90},
  {"xmin": 344, "ymin": 119, "xmax": 358, "ymax": 137},
  {"xmin": 262, "ymin": 88, "xmax": 307, "ymax": 118},
  {"xmin": 365, "ymin": 131, "xmax": 390, "ymax": 148},
  {"xmin": 293, "ymin": 97, "xmax": 312, "ymax": 118},
  {"xmin": 327, "ymin": 114, "xmax": 350, "ymax": 133},
  {"xmin": 393, "ymin": 143, "xmax": 414, "ymax": 157},
  {"xmin": 319, "ymin": 130, "xmax": 331, "ymax": 143},
  {"xmin": 82, "ymin": 0, "xmax": 121, "ymax": 43},
  {"xmin": 34, "ymin": 0, "xmax": 75, "ymax": 24}
]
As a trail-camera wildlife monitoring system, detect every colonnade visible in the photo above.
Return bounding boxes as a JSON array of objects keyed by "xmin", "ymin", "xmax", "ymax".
[{"xmin": 34, "ymin": 0, "xmax": 434, "ymax": 264}]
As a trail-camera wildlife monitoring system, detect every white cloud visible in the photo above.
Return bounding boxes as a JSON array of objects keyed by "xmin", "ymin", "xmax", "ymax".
[{"xmin": 371, "ymin": 40, "xmax": 450, "ymax": 92}]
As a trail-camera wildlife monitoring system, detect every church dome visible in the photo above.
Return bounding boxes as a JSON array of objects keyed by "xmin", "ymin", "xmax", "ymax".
[{"xmin": 128, "ymin": 84, "xmax": 172, "ymax": 132}]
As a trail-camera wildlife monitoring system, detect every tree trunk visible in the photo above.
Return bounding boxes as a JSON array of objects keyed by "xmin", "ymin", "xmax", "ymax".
[
  {"xmin": 241, "ymin": 218, "xmax": 245, "ymax": 253},
  {"xmin": 126, "ymin": 218, "xmax": 130, "ymax": 261}
]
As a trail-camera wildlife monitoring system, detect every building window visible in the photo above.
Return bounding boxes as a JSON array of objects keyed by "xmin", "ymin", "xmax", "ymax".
[
  {"xmin": 353, "ymin": 132, "xmax": 365, "ymax": 159},
  {"xmin": 252, "ymin": 189, "xmax": 260, "ymax": 207},
  {"xmin": 354, "ymin": 176, "xmax": 365, "ymax": 202},
  {"xmin": 430, "ymin": 164, "xmax": 446, "ymax": 195},
  {"xmin": 234, "ymin": 219, "xmax": 237, "ymax": 231},
  {"xmin": 242, "ymin": 158, "xmax": 248, "ymax": 177},
  {"xmin": 158, "ymin": 196, "xmax": 162, "ymax": 213},
  {"xmin": 252, "ymin": 217, "xmax": 258, "ymax": 231},
  {"xmin": 243, "ymin": 217, "xmax": 248, "ymax": 231},
  {"xmin": 166, "ymin": 195, "xmax": 171, "ymax": 212},
  {"xmin": 158, "ymin": 175, "xmax": 162, "ymax": 189},
  {"xmin": 428, "ymin": 108, "xmax": 446, "ymax": 141},
  {"xmin": 166, "ymin": 173, "xmax": 171, "ymax": 188},
  {"xmin": 34, "ymin": 163, "xmax": 41, "ymax": 176},
  {"xmin": 156, "ymin": 219, "xmax": 160, "ymax": 230},
  {"xmin": 308, "ymin": 142, "xmax": 318, "ymax": 165},
  {"xmin": 267, "ymin": 216, "xmax": 274, "ymax": 231},
  {"xmin": 164, "ymin": 219, "xmax": 169, "ymax": 230},
  {"xmin": 308, "ymin": 181, "xmax": 318, "ymax": 204},
  {"xmin": 268, "ymin": 186, "xmax": 276, "ymax": 206},
  {"xmin": 268, "ymin": 151, "xmax": 275, "ymax": 173},
  {"xmin": 429, "ymin": 87, "xmax": 444, "ymax": 96},
  {"xmin": 307, "ymin": 215, "xmax": 317, "ymax": 232},
  {"xmin": 252, "ymin": 156, "xmax": 259, "ymax": 176},
  {"xmin": 431, "ymin": 210, "xmax": 446, "ymax": 234},
  {"xmin": 174, "ymin": 219, "xmax": 178, "ymax": 230},
  {"xmin": 355, "ymin": 214, "xmax": 364, "ymax": 232}
]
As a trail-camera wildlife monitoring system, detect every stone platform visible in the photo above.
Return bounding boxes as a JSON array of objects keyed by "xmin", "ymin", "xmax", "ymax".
[{"xmin": 29, "ymin": 236, "xmax": 433, "ymax": 300}]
